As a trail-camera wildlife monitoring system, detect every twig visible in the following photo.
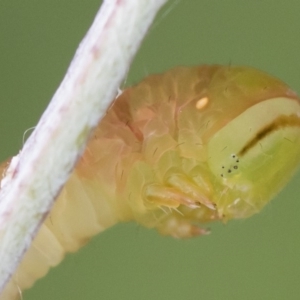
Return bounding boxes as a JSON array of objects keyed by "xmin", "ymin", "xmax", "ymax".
[{"xmin": 0, "ymin": 0, "xmax": 167, "ymax": 293}]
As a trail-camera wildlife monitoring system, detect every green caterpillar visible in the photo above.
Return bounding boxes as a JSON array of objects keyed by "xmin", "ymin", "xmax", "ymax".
[{"xmin": 2, "ymin": 65, "xmax": 300, "ymax": 299}]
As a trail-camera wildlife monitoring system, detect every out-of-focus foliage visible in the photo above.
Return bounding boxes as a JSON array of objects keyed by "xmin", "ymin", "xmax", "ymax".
[{"xmin": 1, "ymin": 1, "xmax": 300, "ymax": 300}]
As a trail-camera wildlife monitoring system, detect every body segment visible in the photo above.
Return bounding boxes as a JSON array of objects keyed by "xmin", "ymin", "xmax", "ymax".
[{"xmin": 2, "ymin": 65, "xmax": 300, "ymax": 299}]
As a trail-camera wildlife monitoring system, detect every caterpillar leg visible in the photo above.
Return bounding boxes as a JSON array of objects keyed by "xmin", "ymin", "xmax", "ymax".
[
  {"xmin": 157, "ymin": 214, "xmax": 211, "ymax": 239},
  {"xmin": 144, "ymin": 173, "xmax": 216, "ymax": 210},
  {"xmin": 144, "ymin": 184, "xmax": 202, "ymax": 209},
  {"xmin": 142, "ymin": 173, "xmax": 217, "ymax": 239},
  {"xmin": 165, "ymin": 173, "xmax": 216, "ymax": 210}
]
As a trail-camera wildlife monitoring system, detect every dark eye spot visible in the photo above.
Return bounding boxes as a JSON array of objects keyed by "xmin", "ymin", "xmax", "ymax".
[
  {"xmin": 233, "ymin": 166, "xmax": 238, "ymax": 169},
  {"xmin": 228, "ymin": 169, "xmax": 232, "ymax": 173}
]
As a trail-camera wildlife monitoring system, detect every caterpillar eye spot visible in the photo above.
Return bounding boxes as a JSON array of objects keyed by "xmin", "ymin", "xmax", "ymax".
[{"xmin": 217, "ymin": 153, "xmax": 241, "ymax": 179}]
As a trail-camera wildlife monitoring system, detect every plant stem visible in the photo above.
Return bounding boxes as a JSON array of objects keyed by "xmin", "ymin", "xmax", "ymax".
[{"xmin": 0, "ymin": 0, "xmax": 167, "ymax": 294}]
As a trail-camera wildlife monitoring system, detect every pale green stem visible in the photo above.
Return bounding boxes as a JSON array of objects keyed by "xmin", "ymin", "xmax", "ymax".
[{"xmin": 0, "ymin": 0, "xmax": 168, "ymax": 294}]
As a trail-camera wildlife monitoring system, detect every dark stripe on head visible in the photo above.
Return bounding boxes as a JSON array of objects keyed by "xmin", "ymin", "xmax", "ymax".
[{"xmin": 238, "ymin": 114, "xmax": 300, "ymax": 156}]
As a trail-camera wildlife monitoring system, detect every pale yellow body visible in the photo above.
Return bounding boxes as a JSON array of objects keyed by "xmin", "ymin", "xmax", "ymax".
[{"xmin": 2, "ymin": 65, "xmax": 300, "ymax": 299}]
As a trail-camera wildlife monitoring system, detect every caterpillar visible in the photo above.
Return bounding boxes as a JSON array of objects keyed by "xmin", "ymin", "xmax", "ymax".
[{"xmin": 1, "ymin": 65, "xmax": 300, "ymax": 299}]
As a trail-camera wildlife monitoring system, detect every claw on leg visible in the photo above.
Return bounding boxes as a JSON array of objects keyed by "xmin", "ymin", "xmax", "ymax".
[{"xmin": 144, "ymin": 184, "xmax": 201, "ymax": 209}]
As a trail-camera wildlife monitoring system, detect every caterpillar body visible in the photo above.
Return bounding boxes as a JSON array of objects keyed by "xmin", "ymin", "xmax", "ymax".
[{"xmin": 2, "ymin": 65, "xmax": 300, "ymax": 299}]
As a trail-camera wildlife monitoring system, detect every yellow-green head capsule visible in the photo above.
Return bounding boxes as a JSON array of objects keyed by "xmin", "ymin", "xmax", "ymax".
[{"xmin": 205, "ymin": 67, "xmax": 300, "ymax": 220}]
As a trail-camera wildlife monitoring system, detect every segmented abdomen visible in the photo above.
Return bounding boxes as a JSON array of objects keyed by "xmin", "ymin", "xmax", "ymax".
[{"xmin": 2, "ymin": 65, "xmax": 300, "ymax": 299}]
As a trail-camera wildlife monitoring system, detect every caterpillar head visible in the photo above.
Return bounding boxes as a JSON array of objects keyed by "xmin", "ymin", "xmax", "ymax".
[{"xmin": 205, "ymin": 67, "xmax": 300, "ymax": 220}]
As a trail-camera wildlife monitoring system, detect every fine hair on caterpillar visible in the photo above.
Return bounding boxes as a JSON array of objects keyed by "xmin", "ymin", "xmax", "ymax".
[
  {"xmin": 1, "ymin": 65, "xmax": 300, "ymax": 299},
  {"xmin": 22, "ymin": 127, "xmax": 36, "ymax": 146}
]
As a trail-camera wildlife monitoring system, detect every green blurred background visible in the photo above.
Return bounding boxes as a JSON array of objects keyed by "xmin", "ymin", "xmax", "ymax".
[{"xmin": 1, "ymin": 1, "xmax": 300, "ymax": 299}]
